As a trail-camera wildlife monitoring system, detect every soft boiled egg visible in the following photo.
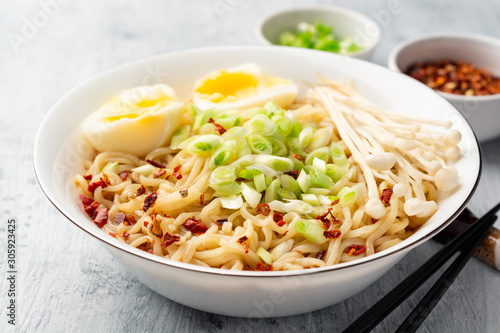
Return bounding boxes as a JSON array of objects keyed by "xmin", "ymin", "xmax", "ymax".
[
  {"xmin": 82, "ymin": 84, "xmax": 183, "ymax": 156},
  {"xmin": 192, "ymin": 63, "xmax": 298, "ymax": 110}
]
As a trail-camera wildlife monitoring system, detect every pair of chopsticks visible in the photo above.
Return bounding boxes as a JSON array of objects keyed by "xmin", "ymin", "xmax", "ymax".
[{"xmin": 343, "ymin": 201, "xmax": 500, "ymax": 333}]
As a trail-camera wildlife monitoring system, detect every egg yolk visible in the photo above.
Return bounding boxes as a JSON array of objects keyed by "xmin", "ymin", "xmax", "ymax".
[
  {"xmin": 100, "ymin": 95, "xmax": 173, "ymax": 123},
  {"xmin": 195, "ymin": 72, "xmax": 258, "ymax": 103}
]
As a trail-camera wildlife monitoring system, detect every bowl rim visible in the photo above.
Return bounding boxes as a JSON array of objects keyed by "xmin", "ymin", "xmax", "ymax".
[
  {"xmin": 254, "ymin": 4, "xmax": 381, "ymax": 59},
  {"xmin": 34, "ymin": 45, "xmax": 482, "ymax": 278},
  {"xmin": 387, "ymin": 31, "xmax": 500, "ymax": 101}
]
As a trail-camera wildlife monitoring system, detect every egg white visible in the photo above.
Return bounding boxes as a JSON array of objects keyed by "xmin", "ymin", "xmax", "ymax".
[
  {"xmin": 192, "ymin": 63, "xmax": 298, "ymax": 110},
  {"xmin": 82, "ymin": 84, "xmax": 183, "ymax": 157}
]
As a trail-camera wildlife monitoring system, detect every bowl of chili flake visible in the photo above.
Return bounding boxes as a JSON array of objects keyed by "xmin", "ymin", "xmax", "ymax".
[{"xmin": 388, "ymin": 32, "xmax": 500, "ymax": 142}]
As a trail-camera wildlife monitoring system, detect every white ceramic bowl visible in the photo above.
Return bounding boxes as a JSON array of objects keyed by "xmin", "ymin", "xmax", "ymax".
[
  {"xmin": 255, "ymin": 5, "xmax": 381, "ymax": 61},
  {"xmin": 388, "ymin": 32, "xmax": 500, "ymax": 142},
  {"xmin": 34, "ymin": 46, "xmax": 480, "ymax": 318}
]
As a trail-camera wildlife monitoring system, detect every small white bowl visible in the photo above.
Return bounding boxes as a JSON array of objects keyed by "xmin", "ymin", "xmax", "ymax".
[
  {"xmin": 388, "ymin": 32, "xmax": 500, "ymax": 142},
  {"xmin": 256, "ymin": 5, "xmax": 381, "ymax": 61}
]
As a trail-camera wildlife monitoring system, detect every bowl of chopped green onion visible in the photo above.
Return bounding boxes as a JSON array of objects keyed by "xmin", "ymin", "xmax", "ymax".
[{"xmin": 256, "ymin": 5, "xmax": 381, "ymax": 60}]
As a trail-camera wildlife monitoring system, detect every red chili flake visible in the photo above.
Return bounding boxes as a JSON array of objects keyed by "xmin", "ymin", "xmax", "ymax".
[
  {"xmin": 208, "ymin": 118, "xmax": 215, "ymax": 124},
  {"xmin": 324, "ymin": 230, "xmax": 341, "ymax": 239},
  {"xmin": 216, "ymin": 218, "xmax": 227, "ymax": 226},
  {"xmin": 124, "ymin": 215, "xmax": 136, "ymax": 226},
  {"xmin": 214, "ymin": 123, "xmax": 226, "ymax": 135},
  {"xmin": 173, "ymin": 165, "xmax": 182, "ymax": 173},
  {"xmin": 114, "ymin": 212, "xmax": 126, "ymax": 225},
  {"xmin": 143, "ymin": 192, "xmax": 158, "ymax": 212},
  {"xmin": 173, "ymin": 172, "xmax": 183, "ymax": 180},
  {"xmin": 122, "ymin": 232, "xmax": 129, "ymax": 238},
  {"xmin": 153, "ymin": 168, "xmax": 167, "ymax": 179},
  {"xmin": 100, "ymin": 173, "xmax": 111, "ymax": 188},
  {"xmin": 283, "ymin": 231, "xmax": 288, "ymax": 236},
  {"xmin": 273, "ymin": 212, "xmax": 284, "ymax": 222},
  {"xmin": 345, "ymin": 244, "xmax": 367, "ymax": 256},
  {"xmin": 83, "ymin": 201, "xmax": 99, "ymax": 218},
  {"xmin": 150, "ymin": 211, "xmax": 163, "ymax": 238},
  {"xmin": 277, "ymin": 220, "xmax": 286, "ymax": 227},
  {"xmin": 242, "ymin": 242, "xmax": 249, "ymax": 253},
  {"xmin": 183, "ymin": 217, "xmax": 208, "ymax": 234},
  {"xmin": 137, "ymin": 185, "xmax": 146, "ymax": 196},
  {"xmin": 108, "ymin": 232, "xmax": 117, "ymax": 238},
  {"xmin": 144, "ymin": 221, "xmax": 149, "ymax": 227},
  {"xmin": 83, "ymin": 174, "xmax": 92, "ymax": 181},
  {"xmin": 256, "ymin": 203, "xmax": 271, "ymax": 216},
  {"xmin": 330, "ymin": 198, "xmax": 340, "ymax": 206},
  {"xmin": 93, "ymin": 207, "xmax": 108, "ymax": 228},
  {"xmin": 255, "ymin": 262, "xmax": 273, "ymax": 271},
  {"xmin": 146, "ymin": 159, "xmax": 166, "ymax": 169},
  {"xmin": 285, "ymin": 170, "xmax": 300, "ymax": 179},
  {"xmin": 237, "ymin": 236, "xmax": 248, "ymax": 244},
  {"xmin": 380, "ymin": 188, "xmax": 393, "ymax": 205},
  {"xmin": 315, "ymin": 250, "xmax": 326, "ymax": 260},
  {"xmin": 118, "ymin": 170, "xmax": 129, "ymax": 181},
  {"xmin": 292, "ymin": 154, "xmax": 302, "ymax": 162},
  {"xmin": 79, "ymin": 194, "xmax": 94, "ymax": 207},
  {"xmin": 161, "ymin": 233, "xmax": 181, "ymax": 248},
  {"xmin": 88, "ymin": 180, "xmax": 103, "ymax": 194},
  {"xmin": 372, "ymin": 218, "xmax": 378, "ymax": 224},
  {"xmin": 199, "ymin": 194, "xmax": 205, "ymax": 205}
]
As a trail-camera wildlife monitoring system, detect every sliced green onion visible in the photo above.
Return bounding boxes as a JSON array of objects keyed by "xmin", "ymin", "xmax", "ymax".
[
  {"xmin": 277, "ymin": 188, "xmax": 297, "ymax": 200},
  {"xmin": 170, "ymin": 125, "xmax": 191, "ymax": 149},
  {"xmin": 328, "ymin": 195, "xmax": 339, "ymax": 204},
  {"xmin": 294, "ymin": 220, "xmax": 327, "ymax": 244},
  {"xmin": 308, "ymin": 126, "xmax": 333, "ymax": 150},
  {"xmin": 187, "ymin": 135, "xmax": 223, "ymax": 155},
  {"xmin": 102, "ymin": 161, "xmax": 118, "ymax": 173},
  {"xmin": 131, "ymin": 164, "xmax": 155, "ymax": 177},
  {"xmin": 210, "ymin": 166, "xmax": 236, "ymax": 184},
  {"xmin": 257, "ymin": 247, "xmax": 274, "ymax": 265},
  {"xmin": 199, "ymin": 123, "xmax": 215, "ymax": 135},
  {"xmin": 215, "ymin": 115, "xmax": 240, "ymax": 130},
  {"xmin": 247, "ymin": 164, "xmax": 277, "ymax": 178},
  {"xmin": 282, "ymin": 200, "xmax": 314, "ymax": 214},
  {"xmin": 331, "ymin": 143, "xmax": 348, "ymax": 167},
  {"xmin": 264, "ymin": 179, "xmax": 280, "ymax": 203},
  {"xmin": 287, "ymin": 137, "xmax": 306, "ymax": 157},
  {"xmin": 244, "ymin": 113, "xmax": 277, "ymax": 136},
  {"xmin": 253, "ymin": 173, "xmax": 267, "ymax": 193},
  {"xmin": 241, "ymin": 182, "xmax": 262, "ymax": 208},
  {"xmin": 276, "ymin": 119, "xmax": 293, "ymax": 137},
  {"xmin": 236, "ymin": 138, "xmax": 252, "ymax": 159},
  {"xmin": 246, "ymin": 134, "xmax": 273, "ymax": 155},
  {"xmin": 317, "ymin": 195, "xmax": 331, "ymax": 205},
  {"xmin": 288, "ymin": 118, "xmax": 303, "ymax": 138},
  {"xmin": 222, "ymin": 126, "xmax": 249, "ymax": 141},
  {"xmin": 297, "ymin": 169, "xmax": 310, "ymax": 192},
  {"xmin": 264, "ymin": 101, "xmax": 281, "ymax": 115},
  {"xmin": 268, "ymin": 200, "xmax": 285, "ymax": 212},
  {"xmin": 307, "ymin": 188, "xmax": 332, "ymax": 195},
  {"xmin": 220, "ymin": 195, "xmax": 243, "ymax": 209},
  {"xmin": 280, "ymin": 174, "xmax": 301, "ymax": 198},
  {"xmin": 305, "ymin": 147, "xmax": 330, "ymax": 166},
  {"xmin": 337, "ymin": 183, "xmax": 366, "ymax": 207},
  {"xmin": 210, "ymin": 182, "xmax": 242, "ymax": 196},
  {"xmin": 231, "ymin": 155, "xmax": 293, "ymax": 174},
  {"xmin": 298, "ymin": 127, "xmax": 314, "ymax": 148},
  {"xmin": 308, "ymin": 167, "xmax": 334, "ymax": 189},
  {"xmin": 209, "ymin": 140, "xmax": 237, "ymax": 170},
  {"xmin": 312, "ymin": 157, "xmax": 327, "ymax": 174},
  {"xmin": 325, "ymin": 164, "xmax": 341, "ymax": 183},
  {"xmin": 301, "ymin": 193, "xmax": 319, "ymax": 206},
  {"xmin": 266, "ymin": 137, "xmax": 288, "ymax": 156},
  {"xmin": 200, "ymin": 108, "xmax": 217, "ymax": 126},
  {"xmin": 188, "ymin": 104, "xmax": 203, "ymax": 117},
  {"xmin": 239, "ymin": 169, "xmax": 254, "ymax": 180}
]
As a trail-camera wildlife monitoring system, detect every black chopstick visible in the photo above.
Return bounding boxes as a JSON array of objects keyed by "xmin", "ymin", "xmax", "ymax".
[
  {"xmin": 395, "ymin": 213, "xmax": 498, "ymax": 333},
  {"xmin": 342, "ymin": 201, "xmax": 500, "ymax": 333}
]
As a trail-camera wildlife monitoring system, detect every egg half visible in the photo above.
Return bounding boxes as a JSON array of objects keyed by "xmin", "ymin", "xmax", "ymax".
[
  {"xmin": 82, "ymin": 84, "xmax": 183, "ymax": 156},
  {"xmin": 192, "ymin": 63, "xmax": 298, "ymax": 110}
]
